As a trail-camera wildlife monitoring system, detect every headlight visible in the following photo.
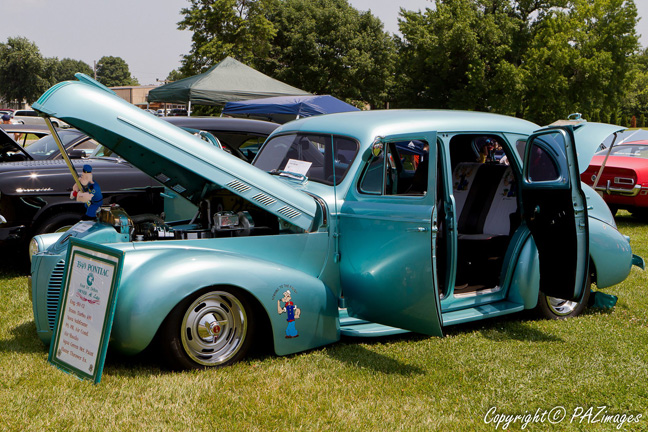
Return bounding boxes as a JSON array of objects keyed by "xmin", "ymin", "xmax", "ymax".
[{"xmin": 29, "ymin": 238, "xmax": 40, "ymax": 262}]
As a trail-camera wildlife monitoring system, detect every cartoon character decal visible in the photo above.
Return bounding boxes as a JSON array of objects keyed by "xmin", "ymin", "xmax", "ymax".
[
  {"xmin": 501, "ymin": 170, "xmax": 517, "ymax": 198},
  {"xmin": 453, "ymin": 165, "xmax": 476, "ymax": 191},
  {"xmin": 277, "ymin": 289, "xmax": 301, "ymax": 338}
]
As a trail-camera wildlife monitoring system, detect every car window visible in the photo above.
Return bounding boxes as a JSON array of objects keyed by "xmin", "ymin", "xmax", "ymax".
[
  {"xmin": 15, "ymin": 110, "xmax": 38, "ymax": 117},
  {"xmin": 359, "ymin": 140, "xmax": 430, "ymax": 196},
  {"xmin": 254, "ymin": 133, "xmax": 358, "ymax": 185},
  {"xmin": 596, "ymin": 144, "xmax": 648, "ymax": 158},
  {"xmin": 26, "ymin": 131, "xmax": 84, "ymax": 160},
  {"xmin": 52, "ymin": 138, "xmax": 99, "ymax": 159},
  {"xmin": 239, "ymin": 137, "xmax": 265, "ymax": 161},
  {"xmin": 527, "ymin": 143, "xmax": 560, "ymax": 182},
  {"xmin": 89, "ymin": 144, "xmax": 121, "ymax": 158}
]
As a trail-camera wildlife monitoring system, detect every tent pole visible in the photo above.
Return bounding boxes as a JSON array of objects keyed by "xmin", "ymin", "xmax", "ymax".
[{"xmin": 188, "ymin": 101, "xmax": 192, "ymax": 116}]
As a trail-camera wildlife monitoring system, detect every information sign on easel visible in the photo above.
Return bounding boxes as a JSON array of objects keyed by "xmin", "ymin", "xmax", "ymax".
[{"xmin": 48, "ymin": 237, "xmax": 124, "ymax": 384}]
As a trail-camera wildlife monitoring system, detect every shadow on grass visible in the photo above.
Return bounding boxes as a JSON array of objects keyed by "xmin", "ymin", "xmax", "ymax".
[
  {"xmin": 614, "ymin": 211, "xmax": 648, "ymax": 228},
  {"xmin": 444, "ymin": 312, "xmax": 564, "ymax": 342},
  {"xmin": 0, "ymin": 249, "xmax": 30, "ymax": 275},
  {"xmin": 326, "ymin": 342, "xmax": 425, "ymax": 376},
  {"xmin": 0, "ymin": 321, "xmax": 46, "ymax": 354}
]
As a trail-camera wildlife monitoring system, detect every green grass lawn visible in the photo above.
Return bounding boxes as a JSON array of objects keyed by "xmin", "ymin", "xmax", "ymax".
[{"xmin": 1, "ymin": 213, "xmax": 647, "ymax": 431}]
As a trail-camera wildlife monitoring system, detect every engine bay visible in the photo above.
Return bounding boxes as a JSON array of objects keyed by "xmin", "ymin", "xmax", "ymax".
[{"xmin": 99, "ymin": 191, "xmax": 303, "ymax": 242}]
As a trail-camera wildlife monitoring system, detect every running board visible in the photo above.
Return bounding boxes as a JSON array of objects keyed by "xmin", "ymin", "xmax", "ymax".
[
  {"xmin": 441, "ymin": 301, "xmax": 524, "ymax": 326},
  {"xmin": 339, "ymin": 309, "xmax": 409, "ymax": 337},
  {"xmin": 339, "ymin": 301, "xmax": 524, "ymax": 337}
]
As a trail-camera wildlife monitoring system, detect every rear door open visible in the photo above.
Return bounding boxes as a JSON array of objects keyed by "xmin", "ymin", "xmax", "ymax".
[{"xmin": 521, "ymin": 127, "xmax": 588, "ymax": 300}]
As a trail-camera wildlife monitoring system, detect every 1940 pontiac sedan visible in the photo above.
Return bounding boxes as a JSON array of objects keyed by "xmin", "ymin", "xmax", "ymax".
[{"xmin": 29, "ymin": 75, "xmax": 642, "ymax": 369}]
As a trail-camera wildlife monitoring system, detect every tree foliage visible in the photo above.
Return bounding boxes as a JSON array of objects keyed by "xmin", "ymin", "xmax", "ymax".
[
  {"xmin": 0, "ymin": 37, "xmax": 51, "ymax": 104},
  {"xmin": 95, "ymin": 56, "xmax": 139, "ymax": 87},
  {"xmin": 178, "ymin": 0, "xmax": 278, "ymax": 75},
  {"xmin": 55, "ymin": 58, "xmax": 94, "ymax": 82},
  {"xmin": 395, "ymin": 0, "xmax": 640, "ymax": 124},
  {"xmin": 258, "ymin": 0, "xmax": 395, "ymax": 107}
]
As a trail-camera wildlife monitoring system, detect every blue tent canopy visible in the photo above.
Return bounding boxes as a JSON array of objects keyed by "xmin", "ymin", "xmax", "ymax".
[{"xmin": 222, "ymin": 95, "xmax": 359, "ymax": 123}]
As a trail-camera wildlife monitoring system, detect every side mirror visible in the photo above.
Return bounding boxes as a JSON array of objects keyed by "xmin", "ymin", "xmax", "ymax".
[
  {"xmin": 67, "ymin": 149, "xmax": 86, "ymax": 159},
  {"xmin": 372, "ymin": 142, "xmax": 384, "ymax": 157},
  {"xmin": 363, "ymin": 137, "xmax": 384, "ymax": 161}
]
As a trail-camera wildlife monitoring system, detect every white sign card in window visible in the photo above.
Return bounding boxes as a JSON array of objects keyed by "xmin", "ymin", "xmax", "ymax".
[{"xmin": 282, "ymin": 159, "xmax": 312, "ymax": 179}]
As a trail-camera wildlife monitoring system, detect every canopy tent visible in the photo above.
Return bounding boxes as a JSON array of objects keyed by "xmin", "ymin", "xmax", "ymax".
[
  {"xmin": 221, "ymin": 95, "xmax": 360, "ymax": 124},
  {"xmin": 147, "ymin": 57, "xmax": 310, "ymax": 113}
]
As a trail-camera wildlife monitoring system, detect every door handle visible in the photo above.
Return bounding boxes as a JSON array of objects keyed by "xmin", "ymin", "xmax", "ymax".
[{"xmin": 408, "ymin": 227, "xmax": 430, "ymax": 233}]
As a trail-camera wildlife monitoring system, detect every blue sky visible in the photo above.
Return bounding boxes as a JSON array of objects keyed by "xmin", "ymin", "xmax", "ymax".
[{"xmin": 1, "ymin": 0, "xmax": 646, "ymax": 85}]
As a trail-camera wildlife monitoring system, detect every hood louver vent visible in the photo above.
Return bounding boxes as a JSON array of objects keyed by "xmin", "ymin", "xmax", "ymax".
[
  {"xmin": 278, "ymin": 206, "xmax": 301, "ymax": 219},
  {"xmin": 155, "ymin": 173, "xmax": 170, "ymax": 183},
  {"xmin": 171, "ymin": 184, "xmax": 186, "ymax": 194},
  {"xmin": 253, "ymin": 193, "xmax": 277, "ymax": 206},
  {"xmin": 227, "ymin": 180, "xmax": 252, "ymax": 193}
]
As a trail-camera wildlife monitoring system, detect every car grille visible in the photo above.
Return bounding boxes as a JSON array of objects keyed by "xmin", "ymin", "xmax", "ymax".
[{"xmin": 46, "ymin": 259, "xmax": 67, "ymax": 330}]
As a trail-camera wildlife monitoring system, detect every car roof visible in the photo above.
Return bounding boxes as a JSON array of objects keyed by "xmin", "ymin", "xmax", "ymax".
[
  {"xmin": 273, "ymin": 109, "xmax": 540, "ymax": 144},
  {"xmin": 0, "ymin": 124, "xmax": 58, "ymax": 133},
  {"xmin": 164, "ymin": 116, "xmax": 279, "ymax": 136}
]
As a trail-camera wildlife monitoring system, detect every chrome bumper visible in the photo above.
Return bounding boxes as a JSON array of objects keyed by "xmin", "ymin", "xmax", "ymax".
[{"xmin": 594, "ymin": 182, "xmax": 642, "ymax": 197}]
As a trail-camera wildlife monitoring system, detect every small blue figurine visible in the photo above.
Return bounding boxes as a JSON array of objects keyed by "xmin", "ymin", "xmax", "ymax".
[{"xmin": 70, "ymin": 164, "xmax": 103, "ymax": 219}]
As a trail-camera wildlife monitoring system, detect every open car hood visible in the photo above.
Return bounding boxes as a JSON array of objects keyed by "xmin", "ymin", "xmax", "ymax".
[
  {"xmin": 544, "ymin": 119, "xmax": 626, "ymax": 173},
  {"xmin": 32, "ymin": 74, "xmax": 317, "ymax": 231}
]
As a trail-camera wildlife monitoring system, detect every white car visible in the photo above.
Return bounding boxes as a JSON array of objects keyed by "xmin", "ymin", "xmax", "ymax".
[{"xmin": 12, "ymin": 110, "xmax": 69, "ymax": 128}]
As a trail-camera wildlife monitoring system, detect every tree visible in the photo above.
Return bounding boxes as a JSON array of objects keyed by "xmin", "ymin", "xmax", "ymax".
[
  {"xmin": 178, "ymin": 0, "xmax": 278, "ymax": 75},
  {"xmin": 166, "ymin": 69, "xmax": 185, "ymax": 82},
  {"xmin": 395, "ymin": 0, "xmax": 640, "ymax": 124},
  {"xmin": 0, "ymin": 36, "xmax": 50, "ymax": 104},
  {"xmin": 55, "ymin": 58, "xmax": 94, "ymax": 82},
  {"xmin": 621, "ymin": 48, "xmax": 648, "ymax": 124},
  {"xmin": 395, "ymin": 0, "xmax": 536, "ymax": 114},
  {"xmin": 259, "ymin": 0, "xmax": 395, "ymax": 107},
  {"xmin": 95, "ymin": 56, "xmax": 139, "ymax": 87},
  {"xmin": 522, "ymin": 0, "xmax": 639, "ymax": 124}
]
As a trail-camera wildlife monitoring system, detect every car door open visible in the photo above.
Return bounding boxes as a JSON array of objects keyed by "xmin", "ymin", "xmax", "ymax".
[{"xmin": 521, "ymin": 127, "xmax": 589, "ymax": 301}]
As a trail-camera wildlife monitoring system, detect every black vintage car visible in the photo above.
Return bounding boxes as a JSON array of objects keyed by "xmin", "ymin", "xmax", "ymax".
[
  {"xmin": 0, "ymin": 126, "xmax": 98, "ymax": 161},
  {"xmin": 0, "ymin": 152, "xmax": 166, "ymax": 259}
]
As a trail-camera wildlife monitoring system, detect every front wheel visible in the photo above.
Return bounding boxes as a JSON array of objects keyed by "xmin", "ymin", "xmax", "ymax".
[
  {"xmin": 534, "ymin": 277, "xmax": 591, "ymax": 320},
  {"xmin": 159, "ymin": 288, "xmax": 254, "ymax": 370}
]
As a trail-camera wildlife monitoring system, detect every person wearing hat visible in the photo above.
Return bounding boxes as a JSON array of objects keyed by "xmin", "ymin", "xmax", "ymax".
[
  {"xmin": 70, "ymin": 164, "xmax": 103, "ymax": 219},
  {"xmin": 1, "ymin": 114, "xmax": 22, "ymax": 141}
]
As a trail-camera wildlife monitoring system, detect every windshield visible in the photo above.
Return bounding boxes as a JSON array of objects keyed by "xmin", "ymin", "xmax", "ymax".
[
  {"xmin": 254, "ymin": 133, "xmax": 358, "ymax": 185},
  {"xmin": 27, "ymin": 131, "xmax": 83, "ymax": 160},
  {"xmin": 595, "ymin": 143, "xmax": 648, "ymax": 158}
]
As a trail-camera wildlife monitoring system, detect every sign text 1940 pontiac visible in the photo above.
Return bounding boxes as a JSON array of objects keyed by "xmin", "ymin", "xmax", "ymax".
[{"xmin": 29, "ymin": 75, "xmax": 642, "ymax": 369}]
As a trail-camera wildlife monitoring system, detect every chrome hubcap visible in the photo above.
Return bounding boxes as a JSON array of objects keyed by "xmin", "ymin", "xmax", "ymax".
[
  {"xmin": 546, "ymin": 296, "xmax": 579, "ymax": 316},
  {"xmin": 181, "ymin": 291, "xmax": 247, "ymax": 366}
]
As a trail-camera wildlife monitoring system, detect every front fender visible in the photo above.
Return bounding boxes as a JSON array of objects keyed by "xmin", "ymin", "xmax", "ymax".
[{"xmin": 111, "ymin": 246, "xmax": 339, "ymax": 356}]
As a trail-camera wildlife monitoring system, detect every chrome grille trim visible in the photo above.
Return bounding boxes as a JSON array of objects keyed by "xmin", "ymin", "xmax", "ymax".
[{"xmin": 46, "ymin": 259, "xmax": 67, "ymax": 330}]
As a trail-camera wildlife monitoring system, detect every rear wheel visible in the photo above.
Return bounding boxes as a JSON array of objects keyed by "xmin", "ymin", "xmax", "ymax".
[
  {"xmin": 160, "ymin": 288, "xmax": 254, "ymax": 370},
  {"xmin": 534, "ymin": 275, "xmax": 591, "ymax": 319}
]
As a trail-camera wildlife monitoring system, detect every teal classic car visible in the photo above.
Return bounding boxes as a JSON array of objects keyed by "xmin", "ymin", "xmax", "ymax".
[{"xmin": 29, "ymin": 75, "xmax": 642, "ymax": 369}]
